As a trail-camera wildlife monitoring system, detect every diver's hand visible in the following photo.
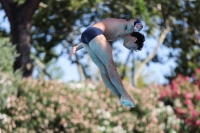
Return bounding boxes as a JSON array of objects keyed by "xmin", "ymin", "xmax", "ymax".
[
  {"xmin": 68, "ymin": 46, "xmax": 77, "ymax": 59},
  {"xmin": 134, "ymin": 21, "xmax": 143, "ymax": 32}
]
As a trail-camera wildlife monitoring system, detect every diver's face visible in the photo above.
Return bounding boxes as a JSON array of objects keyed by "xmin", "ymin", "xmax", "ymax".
[{"xmin": 123, "ymin": 36, "xmax": 138, "ymax": 50}]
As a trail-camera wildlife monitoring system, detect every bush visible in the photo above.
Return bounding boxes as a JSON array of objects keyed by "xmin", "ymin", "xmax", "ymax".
[
  {"xmin": 0, "ymin": 37, "xmax": 21, "ymax": 133},
  {"xmin": 0, "ymin": 38, "xmax": 18, "ymax": 73},
  {"xmin": 0, "ymin": 78, "xmax": 181, "ymax": 133},
  {"xmin": 158, "ymin": 69, "xmax": 200, "ymax": 133},
  {"xmin": 0, "ymin": 37, "xmax": 21, "ymax": 109}
]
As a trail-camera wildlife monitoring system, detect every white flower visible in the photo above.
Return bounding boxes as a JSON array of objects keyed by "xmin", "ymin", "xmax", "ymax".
[
  {"xmin": 160, "ymin": 123, "xmax": 165, "ymax": 129},
  {"xmin": 68, "ymin": 83, "xmax": 75, "ymax": 89},
  {"xmin": 150, "ymin": 93, "xmax": 154, "ymax": 98},
  {"xmin": 156, "ymin": 108, "xmax": 161, "ymax": 114},
  {"xmin": 75, "ymin": 83, "xmax": 85, "ymax": 89},
  {"xmin": 166, "ymin": 105, "xmax": 174, "ymax": 114},
  {"xmin": 6, "ymin": 97, "xmax": 11, "ymax": 103},
  {"xmin": 174, "ymin": 99, "xmax": 181, "ymax": 107},
  {"xmin": 97, "ymin": 126, "xmax": 106, "ymax": 132},
  {"xmin": 0, "ymin": 113, "xmax": 9, "ymax": 124},
  {"xmin": 87, "ymin": 83, "xmax": 96, "ymax": 90},
  {"xmin": 103, "ymin": 120, "xmax": 110, "ymax": 125},
  {"xmin": 68, "ymin": 82, "xmax": 97, "ymax": 90},
  {"xmin": 96, "ymin": 109, "xmax": 102, "ymax": 114},
  {"xmin": 0, "ymin": 74, "xmax": 6, "ymax": 84},
  {"xmin": 158, "ymin": 101, "xmax": 164, "ymax": 107},
  {"xmin": 103, "ymin": 111, "xmax": 111, "ymax": 119},
  {"xmin": 170, "ymin": 130, "xmax": 177, "ymax": 133},
  {"xmin": 113, "ymin": 125, "xmax": 127, "ymax": 133}
]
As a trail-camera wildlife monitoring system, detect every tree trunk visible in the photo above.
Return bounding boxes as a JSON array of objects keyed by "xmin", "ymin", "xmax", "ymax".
[
  {"xmin": 12, "ymin": 16, "xmax": 33, "ymax": 77},
  {"xmin": 75, "ymin": 54, "xmax": 91, "ymax": 81},
  {"xmin": 0, "ymin": 0, "xmax": 40, "ymax": 78},
  {"xmin": 121, "ymin": 50, "xmax": 133, "ymax": 80},
  {"xmin": 133, "ymin": 26, "xmax": 170, "ymax": 86}
]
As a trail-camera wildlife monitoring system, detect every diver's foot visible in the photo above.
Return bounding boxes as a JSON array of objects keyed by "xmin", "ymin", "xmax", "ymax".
[{"xmin": 119, "ymin": 96, "xmax": 135, "ymax": 108}]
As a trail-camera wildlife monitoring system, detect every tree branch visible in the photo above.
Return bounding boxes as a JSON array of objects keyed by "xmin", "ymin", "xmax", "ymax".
[
  {"xmin": 194, "ymin": 28, "xmax": 200, "ymax": 45},
  {"xmin": 133, "ymin": 25, "xmax": 170, "ymax": 86},
  {"xmin": 34, "ymin": 57, "xmax": 52, "ymax": 80},
  {"xmin": 0, "ymin": 0, "xmax": 15, "ymax": 21},
  {"xmin": 121, "ymin": 50, "xmax": 133, "ymax": 79},
  {"xmin": 0, "ymin": 0, "xmax": 41, "ymax": 23},
  {"xmin": 19, "ymin": 0, "xmax": 41, "ymax": 21}
]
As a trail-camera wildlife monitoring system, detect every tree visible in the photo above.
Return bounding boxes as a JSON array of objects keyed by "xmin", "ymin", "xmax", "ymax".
[
  {"xmin": 31, "ymin": 0, "xmax": 100, "ymax": 80},
  {"xmin": 131, "ymin": 0, "xmax": 200, "ymax": 85},
  {"xmin": 1, "ymin": 0, "xmax": 161, "ymax": 83},
  {"xmin": 144, "ymin": 0, "xmax": 200, "ymax": 80},
  {"xmin": 0, "ymin": 0, "xmax": 41, "ymax": 78},
  {"xmin": 31, "ymin": 0, "xmax": 153, "ymax": 81}
]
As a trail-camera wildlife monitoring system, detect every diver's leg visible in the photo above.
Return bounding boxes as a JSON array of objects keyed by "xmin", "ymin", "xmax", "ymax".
[
  {"xmin": 82, "ymin": 43, "xmax": 121, "ymax": 99},
  {"xmin": 88, "ymin": 35, "xmax": 134, "ymax": 107}
]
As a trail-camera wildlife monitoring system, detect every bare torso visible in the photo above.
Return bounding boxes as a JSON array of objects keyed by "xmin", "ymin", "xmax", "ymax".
[{"xmin": 92, "ymin": 18, "xmax": 131, "ymax": 41}]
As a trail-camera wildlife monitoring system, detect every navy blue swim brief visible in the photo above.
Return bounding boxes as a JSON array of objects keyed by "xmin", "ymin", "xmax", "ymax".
[{"xmin": 81, "ymin": 27, "xmax": 104, "ymax": 44}]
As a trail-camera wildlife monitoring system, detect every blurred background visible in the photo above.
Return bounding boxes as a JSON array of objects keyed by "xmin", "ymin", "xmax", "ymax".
[{"xmin": 0, "ymin": 0, "xmax": 199, "ymax": 133}]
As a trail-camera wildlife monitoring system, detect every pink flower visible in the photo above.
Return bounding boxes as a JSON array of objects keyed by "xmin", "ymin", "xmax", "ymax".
[
  {"xmin": 177, "ymin": 74, "xmax": 183, "ymax": 78},
  {"xmin": 196, "ymin": 120, "xmax": 200, "ymax": 126},
  {"xmin": 184, "ymin": 99, "xmax": 192, "ymax": 105},
  {"xmin": 160, "ymin": 91, "xmax": 167, "ymax": 99},
  {"xmin": 171, "ymin": 81, "xmax": 180, "ymax": 95},
  {"xmin": 188, "ymin": 104, "xmax": 194, "ymax": 112},
  {"xmin": 191, "ymin": 110, "xmax": 198, "ymax": 119},
  {"xmin": 184, "ymin": 93, "xmax": 193, "ymax": 99},
  {"xmin": 174, "ymin": 125, "xmax": 179, "ymax": 131},
  {"xmin": 173, "ymin": 86, "xmax": 180, "ymax": 96},
  {"xmin": 196, "ymin": 68, "xmax": 200, "ymax": 73},
  {"xmin": 184, "ymin": 76, "xmax": 190, "ymax": 81},
  {"xmin": 176, "ymin": 108, "xmax": 187, "ymax": 114},
  {"xmin": 166, "ymin": 85, "xmax": 171, "ymax": 96},
  {"xmin": 196, "ymin": 92, "xmax": 200, "ymax": 100},
  {"xmin": 196, "ymin": 81, "xmax": 200, "ymax": 86},
  {"xmin": 185, "ymin": 118, "xmax": 193, "ymax": 126}
]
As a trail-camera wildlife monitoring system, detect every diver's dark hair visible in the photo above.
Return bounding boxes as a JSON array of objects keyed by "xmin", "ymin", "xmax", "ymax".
[{"xmin": 131, "ymin": 32, "xmax": 145, "ymax": 51}]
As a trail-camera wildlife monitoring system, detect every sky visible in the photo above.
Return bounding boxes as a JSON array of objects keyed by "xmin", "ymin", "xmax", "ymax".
[{"xmin": 0, "ymin": 10, "xmax": 177, "ymax": 84}]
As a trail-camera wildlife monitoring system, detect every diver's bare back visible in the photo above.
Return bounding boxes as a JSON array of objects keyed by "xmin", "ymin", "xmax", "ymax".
[{"xmin": 92, "ymin": 18, "xmax": 130, "ymax": 41}]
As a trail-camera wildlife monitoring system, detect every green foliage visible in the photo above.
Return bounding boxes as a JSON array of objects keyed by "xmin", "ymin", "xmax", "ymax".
[
  {"xmin": 0, "ymin": 38, "xmax": 17, "ymax": 73},
  {"xmin": 14, "ymin": 0, "xmax": 26, "ymax": 4},
  {"xmin": 145, "ymin": 0, "xmax": 200, "ymax": 78},
  {"xmin": 158, "ymin": 69, "xmax": 200, "ymax": 132},
  {"xmin": 137, "ymin": 75, "xmax": 146, "ymax": 88},
  {"xmin": 31, "ymin": 0, "xmax": 153, "ymax": 79},
  {"xmin": 1, "ymin": 79, "xmax": 180, "ymax": 132},
  {"xmin": 32, "ymin": 0, "xmax": 102, "ymax": 63},
  {"xmin": 0, "ymin": 37, "xmax": 21, "ymax": 110},
  {"xmin": 32, "ymin": 54, "xmax": 64, "ymax": 80}
]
